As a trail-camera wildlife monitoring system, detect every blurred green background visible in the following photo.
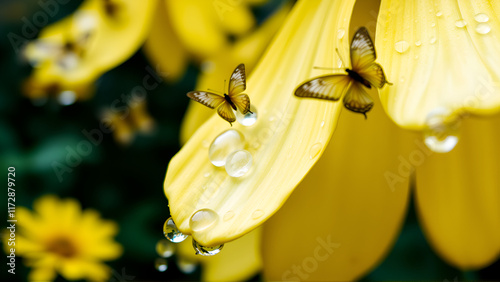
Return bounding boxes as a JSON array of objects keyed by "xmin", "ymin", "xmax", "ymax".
[{"xmin": 0, "ymin": 0, "xmax": 499, "ymax": 281}]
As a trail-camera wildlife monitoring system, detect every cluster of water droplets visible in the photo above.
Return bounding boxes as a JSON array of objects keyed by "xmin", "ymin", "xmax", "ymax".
[{"xmin": 423, "ymin": 107, "xmax": 461, "ymax": 153}]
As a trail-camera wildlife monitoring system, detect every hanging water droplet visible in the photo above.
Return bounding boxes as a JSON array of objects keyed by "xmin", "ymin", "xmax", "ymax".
[
  {"xmin": 225, "ymin": 150, "xmax": 252, "ymax": 177},
  {"xmin": 209, "ymin": 129, "xmax": 245, "ymax": 167},
  {"xmin": 156, "ymin": 239, "xmax": 175, "ymax": 258},
  {"xmin": 223, "ymin": 210, "xmax": 235, "ymax": 221},
  {"xmin": 337, "ymin": 28, "xmax": 345, "ymax": 39},
  {"xmin": 415, "ymin": 40, "xmax": 422, "ymax": 47},
  {"xmin": 429, "ymin": 37, "xmax": 437, "ymax": 44},
  {"xmin": 309, "ymin": 143, "xmax": 322, "ymax": 159},
  {"xmin": 474, "ymin": 13, "xmax": 489, "ymax": 23},
  {"xmin": 424, "ymin": 108, "xmax": 460, "ymax": 153},
  {"xmin": 58, "ymin": 90, "xmax": 76, "ymax": 106},
  {"xmin": 475, "ymin": 23, "xmax": 491, "ymax": 34},
  {"xmin": 163, "ymin": 217, "xmax": 188, "ymax": 243},
  {"xmin": 436, "ymin": 11, "xmax": 443, "ymax": 17},
  {"xmin": 155, "ymin": 258, "xmax": 168, "ymax": 272},
  {"xmin": 236, "ymin": 104, "xmax": 258, "ymax": 126},
  {"xmin": 252, "ymin": 209, "xmax": 264, "ymax": 219},
  {"xmin": 394, "ymin": 41, "xmax": 410, "ymax": 53},
  {"xmin": 190, "ymin": 209, "xmax": 218, "ymax": 232},
  {"xmin": 455, "ymin": 19, "xmax": 467, "ymax": 28},
  {"xmin": 177, "ymin": 257, "xmax": 197, "ymax": 274},
  {"xmin": 192, "ymin": 239, "xmax": 224, "ymax": 256}
]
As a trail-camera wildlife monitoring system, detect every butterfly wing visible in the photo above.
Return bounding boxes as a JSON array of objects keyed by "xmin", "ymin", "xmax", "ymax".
[
  {"xmin": 231, "ymin": 93, "xmax": 251, "ymax": 114},
  {"xmin": 356, "ymin": 63, "xmax": 391, "ymax": 88},
  {"xmin": 217, "ymin": 102, "xmax": 237, "ymax": 124},
  {"xmin": 187, "ymin": 91, "xmax": 225, "ymax": 109},
  {"xmin": 342, "ymin": 82, "xmax": 374, "ymax": 116},
  {"xmin": 295, "ymin": 75, "xmax": 352, "ymax": 101},
  {"xmin": 350, "ymin": 27, "xmax": 376, "ymax": 71},
  {"xmin": 228, "ymin": 64, "xmax": 246, "ymax": 96}
]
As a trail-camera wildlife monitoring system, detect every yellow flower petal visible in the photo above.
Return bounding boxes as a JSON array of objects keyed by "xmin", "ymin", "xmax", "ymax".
[
  {"xmin": 165, "ymin": 0, "xmax": 353, "ymax": 246},
  {"xmin": 28, "ymin": 266, "xmax": 57, "ymax": 282},
  {"xmin": 416, "ymin": 113, "xmax": 500, "ymax": 269},
  {"xmin": 180, "ymin": 2, "xmax": 291, "ymax": 143},
  {"xmin": 178, "ymin": 228, "xmax": 262, "ymax": 281},
  {"xmin": 218, "ymin": 4, "xmax": 255, "ymax": 35},
  {"xmin": 143, "ymin": 0, "xmax": 188, "ymax": 81},
  {"xmin": 262, "ymin": 97, "xmax": 414, "ymax": 281},
  {"xmin": 377, "ymin": 0, "xmax": 500, "ymax": 129}
]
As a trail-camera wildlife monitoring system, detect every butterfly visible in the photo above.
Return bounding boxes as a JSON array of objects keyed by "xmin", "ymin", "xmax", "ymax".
[
  {"xmin": 187, "ymin": 63, "xmax": 252, "ymax": 126},
  {"xmin": 294, "ymin": 27, "xmax": 392, "ymax": 118}
]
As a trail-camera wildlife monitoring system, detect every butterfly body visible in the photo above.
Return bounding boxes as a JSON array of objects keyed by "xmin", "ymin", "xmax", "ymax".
[
  {"xmin": 187, "ymin": 64, "xmax": 251, "ymax": 126},
  {"xmin": 294, "ymin": 27, "xmax": 391, "ymax": 117}
]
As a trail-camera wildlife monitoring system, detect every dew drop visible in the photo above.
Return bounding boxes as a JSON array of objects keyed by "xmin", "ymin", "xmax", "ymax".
[
  {"xmin": 436, "ymin": 11, "xmax": 442, "ymax": 17},
  {"xmin": 177, "ymin": 257, "xmax": 197, "ymax": 274},
  {"xmin": 429, "ymin": 37, "xmax": 437, "ymax": 44},
  {"xmin": 209, "ymin": 129, "xmax": 245, "ymax": 167},
  {"xmin": 309, "ymin": 143, "xmax": 322, "ymax": 159},
  {"xmin": 431, "ymin": 22, "xmax": 436, "ymax": 27},
  {"xmin": 163, "ymin": 217, "xmax": 188, "ymax": 243},
  {"xmin": 225, "ymin": 150, "xmax": 252, "ymax": 177},
  {"xmin": 415, "ymin": 40, "xmax": 422, "ymax": 47},
  {"xmin": 424, "ymin": 108, "xmax": 460, "ymax": 153},
  {"xmin": 414, "ymin": 55, "xmax": 419, "ymax": 60},
  {"xmin": 474, "ymin": 13, "xmax": 489, "ymax": 23},
  {"xmin": 252, "ymin": 209, "xmax": 264, "ymax": 219},
  {"xmin": 190, "ymin": 209, "xmax": 218, "ymax": 232},
  {"xmin": 155, "ymin": 239, "xmax": 175, "ymax": 258},
  {"xmin": 223, "ymin": 210, "xmax": 235, "ymax": 221},
  {"xmin": 394, "ymin": 40, "xmax": 410, "ymax": 53},
  {"xmin": 455, "ymin": 19, "xmax": 467, "ymax": 28},
  {"xmin": 320, "ymin": 120, "xmax": 325, "ymax": 127},
  {"xmin": 337, "ymin": 28, "xmax": 345, "ymax": 39},
  {"xmin": 192, "ymin": 239, "xmax": 224, "ymax": 256},
  {"xmin": 236, "ymin": 104, "xmax": 258, "ymax": 126},
  {"xmin": 204, "ymin": 172, "xmax": 211, "ymax": 178},
  {"xmin": 57, "ymin": 90, "xmax": 76, "ymax": 106},
  {"xmin": 475, "ymin": 23, "xmax": 491, "ymax": 34},
  {"xmin": 155, "ymin": 258, "xmax": 168, "ymax": 272}
]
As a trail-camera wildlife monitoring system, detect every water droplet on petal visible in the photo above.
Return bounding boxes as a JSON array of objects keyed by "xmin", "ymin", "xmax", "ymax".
[
  {"xmin": 436, "ymin": 11, "xmax": 442, "ymax": 17},
  {"xmin": 252, "ymin": 209, "xmax": 264, "ymax": 219},
  {"xmin": 209, "ymin": 129, "xmax": 245, "ymax": 167},
  {"xmin": 225, "ymin": 150, "xmax": 252, "ymax": 177},
  {"xmin": 475, "ymin": 23, "xmax": 491, "ymax": 34},
  {"xmin": 204, "ymin": 172, "xmax": 211, "ymax": 178},
  {"xmin": 57, "ymin": 90, "xmax": 77, "ymax": 106},
  {"xmin": 430, "ymin": 37, "xmax": 437, "ymax": 44},
  {"xmin": 431, "ymin": 22, "xmax": 436, "ymax": 27},
  {"xmin": 223, "ymin": 210, "xmax": 235, "ymax": 221},
  {"xmin": 155, "ymin": 258, "xmax": 168, "ymax": 272},
  {"xmin": 177, "ymin": 257, "xmax": 197, "ymax": 274},
  {"xmin": 156, "ymin": 239, "xmax": 175, "ymax": 258},
  {"xmin": 474, "ymin": 13, "xmax": 489, "ymax": 23},
  {"xmin": 337, "ymin": 28, "xmax": 345, "ymax": 39},
  {"xmin": 320, "ymin": 120, "xmax": 325, "ymax": 127},
  {"xmin": 455, "ymin": 19, "xmax": 467, "ymax": 28},
  {"xmin": 163, "ymin": 217, "xmax": 188, "ymax": 243},
  {"xmin": 394, "ymin": 41, "xmax": 410, "ymax": 53},
  {"xmin": 415, "ymin": 40, "xmax": 422, "ymax": 47},
  {"xmin": 190, "ymin": 209, "xmax": 218, "ymax": 232},
  {"xmin": 192, "ymin": 239, "xmax": 223, "ymax": 256},
  {"xmin": 424, "ymin": 108, "xmax": 461, "ymax": 153},
  {"xmin": 309, "ymin": 143, "xmax": 322, "ymax": 159},
  {"xmin": 236, "ymin": 105, "xmax": 258, "ymax": 126}
]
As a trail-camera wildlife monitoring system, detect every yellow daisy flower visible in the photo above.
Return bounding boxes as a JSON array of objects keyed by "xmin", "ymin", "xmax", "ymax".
[
  {"xmin": 2, "ymin": 195, "xmax": 122, "ymax": 281},
  {"xmin": 163, "ymin": 0, "xmax": 500, "ymax": 280}
]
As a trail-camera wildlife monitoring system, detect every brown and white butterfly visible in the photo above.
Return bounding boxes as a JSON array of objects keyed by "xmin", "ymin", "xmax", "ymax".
[
  {"xmin": 187, "ymin": 63, "xmax": 252, "ymax": 125},
  {"xmin": 294, "ymin": 27, "xmax": 392, "ymax": 118}
]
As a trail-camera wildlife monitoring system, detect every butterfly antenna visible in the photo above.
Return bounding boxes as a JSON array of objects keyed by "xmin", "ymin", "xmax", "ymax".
[
  {"xmin": 223, "ymin": 79, "xmax": 227, "ymax": 94},
  {"xmin": 336, "ymin": 48, "xmax": 347, "ymax": 68}
]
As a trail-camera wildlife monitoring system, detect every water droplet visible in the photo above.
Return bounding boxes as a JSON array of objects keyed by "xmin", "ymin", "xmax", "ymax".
[
  {"xmin": 190, "ymin": 209, "xmax": 218, "ymax": 232},
  {"xmin": 399, "ymin": 77, "xmax": 405, "ymax": 82},
  {"xmin": 209, "ymin": 129, "xmax": 245, "ymax": 167},
  {"xmin": 252, "ymin": 209, "xmax": 264, "ymax": 219},
  {"xmin": 320, "ymin": 120, "xmax": 325, "ymax": 127},
  {"xmin": 475, "ymin": 23, "xmax": 491, "ymax": 34},
  {"xmin": 163, "ymin": 217, "xmax": 188, "ymax": 243},
  {"xmin": 192, "ymin": 239, "xmax": 224, "ymax": 256},
  {"xmin": 236, "ymin": 104, "xmax": 258, "ymax": 126},
  {"xmin": 204, "ymin": 172, "xmax": 211, "ymax": 178},
  {"xmin": 431, "ymin": 22, "xmax": 436, "ymax": 27},
  {"xmin": 394, "ymin": 41, "xmax": 410, "ymax": 53},
  {"xmin": 223, "ymin": 210, "xmax": 235, "ymax": 221},
  {"xmin": 58, "ymin": 90, "xmax": 76, "ymax": 106},
  {"xmin": 424, "ymin": 108, "xmax": 460, "ymax": 153},
  {"xmin": 337, "ymin": 58, "xmax": 343, "ymax": 68},
  {"xmin": 156, "ymin": 239, "xmax": 175, "ymax": 258},
  {"xmin": 155, "ymin": 258, "xmax": 168, "ymax": 272},
  {"xmin": 474, "ymin": 13, "xmax": 489, "ymax": 23},
  {"xmin": 337, "ymin": 29, "xmax": 345, "ymax": 39},
  {"xmin": 415, "ymin": 40, "xmax": 422, "ymax": 47},
  {"xmin": 225, "ymin": 150, "xmax": 252, "ymax": 177},
  {"xmin": 177, "ymin": 257, "xmax": 197, "ymax": 274},
  {"xmin": 436, "ymin": 11, "xmax": 442, "ymax": 17},
  {"xmin": 309, "ymin": 143, "xmax": 322, "ymax": 159},
  {"xmin": 455, "ymin": 19, "xmax": 467, "ymax": 28},
  {"xmin": 430, "ymin": 37, "xmax": 437, "ymax": 44}
]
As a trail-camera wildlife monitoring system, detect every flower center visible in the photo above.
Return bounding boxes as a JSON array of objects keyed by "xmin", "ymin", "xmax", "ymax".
[{"xmin": 46, "ymin": 237, "xmax": 78, "ymax": 258}]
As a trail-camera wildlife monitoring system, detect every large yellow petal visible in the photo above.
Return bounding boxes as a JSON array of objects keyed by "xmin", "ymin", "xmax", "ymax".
[
  {"xmin": 377, "ymin": 0, "xmax": 500, "ymax": 129},
  {"xmin": 180, "ymin": 3, "xmax": 291, "ymax": 143},
  {"xmin": 416, "ymin": 113, "xmax": 500, "ymax": 269},
  {"xmin": 165, "ymin": 0, "xmax": 353, "ymax": 246}
]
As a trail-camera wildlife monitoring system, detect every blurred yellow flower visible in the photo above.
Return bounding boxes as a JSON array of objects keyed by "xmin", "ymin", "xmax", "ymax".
[{"xmin": 3, "ymin": 195, "xmax": 122, "ymax": 281}]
